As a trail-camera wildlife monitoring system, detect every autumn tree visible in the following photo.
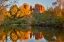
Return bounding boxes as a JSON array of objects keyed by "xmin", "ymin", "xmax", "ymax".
[
  {"xmin": 9, "ymin": 4, "xmax": 27, "ymax": 18},
  {"xmin": 52, "ymin": 0, "xmax": 64, "ymax": 16},
  {"xmin": 0, "ymin": 7, "xmax": 7, "ymax": 25},
  {"xmin": 52, "ymin": 0, "xmax": 64, "ymax": 9}
]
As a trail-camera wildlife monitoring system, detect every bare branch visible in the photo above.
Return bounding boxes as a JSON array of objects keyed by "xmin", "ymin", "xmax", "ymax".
[{"xmin": 0, "ymin": 0, "xmax": 19, "ymax": 8}]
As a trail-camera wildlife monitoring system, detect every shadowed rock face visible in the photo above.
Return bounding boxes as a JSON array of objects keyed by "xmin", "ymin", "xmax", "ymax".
[
  {"xmin": 30, "ymin": 5, "xmax": 32, "ymax": 11},
  {"xmin": 34, "ymin": 4, "xmax": 45, "ymax": 13}
]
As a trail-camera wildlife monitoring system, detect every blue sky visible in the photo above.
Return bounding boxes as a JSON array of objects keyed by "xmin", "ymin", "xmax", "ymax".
[{"xmin": 17, "ymin": 0, "xmax": 56, "ymax": 9}]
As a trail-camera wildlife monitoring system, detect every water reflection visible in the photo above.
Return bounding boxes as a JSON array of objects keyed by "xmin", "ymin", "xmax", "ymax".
[{"xmin": 0, "ymin": 26, "xmax": 64, "ymax": 42}]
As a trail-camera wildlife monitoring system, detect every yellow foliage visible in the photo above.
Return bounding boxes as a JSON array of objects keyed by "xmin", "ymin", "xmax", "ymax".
[{"xmin": 6, "ymin": 12, "xmax": 11, "ymax": 17}]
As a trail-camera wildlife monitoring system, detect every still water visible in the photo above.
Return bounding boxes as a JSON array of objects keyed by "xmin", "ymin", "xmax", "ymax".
[{"xmin": 0, "ymin": 26, "xmax": 64, "ymax": 42}]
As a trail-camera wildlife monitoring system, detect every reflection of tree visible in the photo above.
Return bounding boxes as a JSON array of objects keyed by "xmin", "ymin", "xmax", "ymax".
[{"xmin": 55, "ymin": 28, "xmax": 64, "ymax": 42}]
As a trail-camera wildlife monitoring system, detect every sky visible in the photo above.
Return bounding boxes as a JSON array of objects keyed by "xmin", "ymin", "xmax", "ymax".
[{"xmin": 17, "ymin": 0, "xmax": 56, "ymax": 9}]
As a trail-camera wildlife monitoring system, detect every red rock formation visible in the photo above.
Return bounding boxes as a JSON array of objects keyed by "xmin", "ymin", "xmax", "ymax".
[
  {"xmin": 19, "ymin": 3, "xmax": 31, "ymax": 15},
  {"xmin": 19, "ymin": 3, "xmax": 45, "ymax": 15},
  {"xmin": 34, "ymin": 3, "xmax": 45, "ymax": 13},
  {"xmin": 22, "ymin": 3, "xmax": 29, "ymax": 10}
]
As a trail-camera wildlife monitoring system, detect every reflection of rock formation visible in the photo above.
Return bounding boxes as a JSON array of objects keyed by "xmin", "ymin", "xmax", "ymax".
[
  {"xmin": 34, "ymin": 32, "xmax": 44, "ymax": 40},
  {"xmin": 24, "ymin": 31, "xmax": 31, "ymax": 40},
  {"xmin": 30, "ymin": 33, "xmax": 33, "ymax": 38},
  {"xmin": 34, "ymin": 4, "xmax": 45, "ymax": 13},
  {"xmin": 30, "ymin": 32, "xmax": 44, "ymax": 40}
]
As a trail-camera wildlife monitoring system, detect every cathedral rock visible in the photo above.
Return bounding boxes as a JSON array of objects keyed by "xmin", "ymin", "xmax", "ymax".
[
  {"xmin": 19, "ymin": 3, "xmax": 45, "ymax": 15},
  {"xmin": 34, "ymin": 3, "xmax": 45, "ymax": 13}
]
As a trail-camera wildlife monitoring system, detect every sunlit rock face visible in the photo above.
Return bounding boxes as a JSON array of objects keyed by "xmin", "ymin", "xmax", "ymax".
[
  {"xmin": 20, "ymin": 3, "xmax": 31, "ymax": 15},
  {"xmin": 34, "ymin": 4, "xmax": 45, "ymax": 13},
  {"xmin": 23, "ymin": 3, "xmax": 29, "ymax": 10}
]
